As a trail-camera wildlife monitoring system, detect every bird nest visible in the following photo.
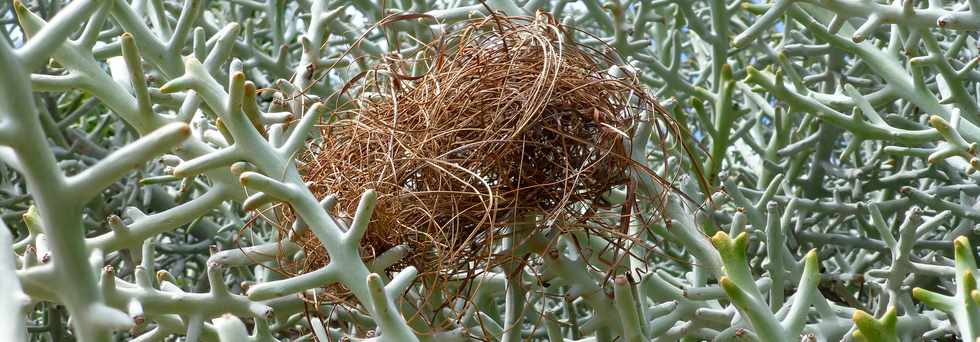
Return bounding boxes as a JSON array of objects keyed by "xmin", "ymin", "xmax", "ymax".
[{"xmin": 277, "ymin": 12, "xmax": 678, "ymax": 302}]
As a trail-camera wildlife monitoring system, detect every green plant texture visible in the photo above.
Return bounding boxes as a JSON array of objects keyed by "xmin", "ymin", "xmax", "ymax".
[{"xmin": 3, "ymin": 0, "xmax": 980, "ymax": 341}]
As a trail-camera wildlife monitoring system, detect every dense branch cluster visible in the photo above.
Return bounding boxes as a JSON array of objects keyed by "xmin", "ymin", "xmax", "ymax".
[{"xmin": 2, "ymin": 0, "xmax": 980, "ymax": 341}]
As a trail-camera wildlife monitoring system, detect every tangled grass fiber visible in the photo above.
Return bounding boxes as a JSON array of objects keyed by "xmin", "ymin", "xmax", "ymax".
[{"xmin": 278, "ymin": 12, "xmax": 683, "ymax": 307}]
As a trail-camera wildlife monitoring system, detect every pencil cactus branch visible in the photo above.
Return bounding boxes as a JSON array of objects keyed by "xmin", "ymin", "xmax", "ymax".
[
  {"xmin": 913, "ymin": 236, "xmax": 980, "ymax": 340},
  {"xmin": 5, "ymin": 0, "xmax": 980, "ymax": 340}
]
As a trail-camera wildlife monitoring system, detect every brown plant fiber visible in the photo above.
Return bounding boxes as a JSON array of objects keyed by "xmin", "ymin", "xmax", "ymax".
[{"xmin": 286, "ymin": 13, "xmax": 676, "ymax": 287}]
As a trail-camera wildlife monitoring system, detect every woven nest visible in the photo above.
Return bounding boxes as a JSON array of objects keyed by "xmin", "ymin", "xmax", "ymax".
[{"xmin": 278, "ymin": 13, "xmax": 678, "ymax": 302}]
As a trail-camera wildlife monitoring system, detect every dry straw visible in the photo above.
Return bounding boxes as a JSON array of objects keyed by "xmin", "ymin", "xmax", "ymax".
[{"xmin": 277, "ymin": 11, "xmax": 684, "ymax": 306}]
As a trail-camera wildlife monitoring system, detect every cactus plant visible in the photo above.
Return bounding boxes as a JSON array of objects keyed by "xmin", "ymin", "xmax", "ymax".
[{"xmin": 4, "ymin": 0, "xmax": 980, "ymax": 341}]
